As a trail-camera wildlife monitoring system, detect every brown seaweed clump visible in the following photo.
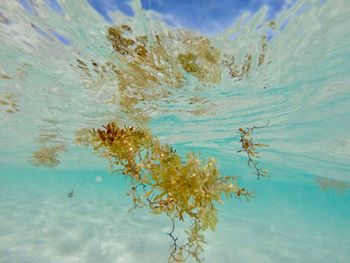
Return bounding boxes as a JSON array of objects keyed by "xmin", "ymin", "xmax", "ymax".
[
  {"xmin": 177, "ymin": 35, "xmax": 221, "ymax": 83},
  {"xmin": 30, "ymin": 144, "xmax": 66, "ymax": 167},
  {"xmin": 238, "ymin": 122, "xmax": 269, "ymax": 178},
  {"xmin": 316, "ymin": 177, "xmax": 350, "ymax": 194},
  {"xmin": 75, "ymin": 25, "xmax": 223, "ymax": 124},
  {"xmin": 107, "ymin": 25, "xmax": 222, "ymax": 114},
  {"xmin": 107, "ymin": 25, "xmax": 222, "ymax": 85},
  {"xmin": 77, "ymin": 122, "xmax": 253, "ymax": 262}
]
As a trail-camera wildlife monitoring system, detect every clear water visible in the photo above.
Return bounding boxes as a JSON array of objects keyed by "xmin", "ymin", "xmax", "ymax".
[{"xmin": 1, "ymin": 0, "xmax": 350, "ymax": 262}]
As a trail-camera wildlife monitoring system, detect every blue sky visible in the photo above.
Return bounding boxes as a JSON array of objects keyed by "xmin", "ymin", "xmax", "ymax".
[
  {"xmin": 87, "ymin": 0, "xmax": 294, "ymax": 34},
  {"xmin": 19, "ymin": 0, "xmax": 294, "ymax": 34}
]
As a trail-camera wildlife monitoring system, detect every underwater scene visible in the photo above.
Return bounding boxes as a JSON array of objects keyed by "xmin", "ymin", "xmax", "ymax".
[{"xmin": 0, "ymin": 0, "xmax": 350, "ymax": 262}]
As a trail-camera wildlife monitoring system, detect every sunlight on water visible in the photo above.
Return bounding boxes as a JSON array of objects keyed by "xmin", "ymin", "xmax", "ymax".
[{"xmin": 0, "ymin": 0, "xmax": 350, "ymax": 262}]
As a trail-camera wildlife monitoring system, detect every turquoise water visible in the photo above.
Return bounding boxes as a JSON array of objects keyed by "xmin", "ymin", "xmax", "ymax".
[
  {"xmin": 1, "ymin": 165, "xmax": 349, "ymax": 262},
  {"xmin": 1, "ymin": 0, "xmax": 350, "ymax": 262}
]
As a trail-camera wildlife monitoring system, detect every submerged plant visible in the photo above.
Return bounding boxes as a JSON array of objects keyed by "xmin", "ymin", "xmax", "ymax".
[
  {"xmin": 77, "ymin": 122, "xmax": 254, "ymax": 262},
  {"xmin": 238, "ymin": 122, "xmax": 269, "ymax": 178},
  {"xmin": 30, "ymin": 144, "xmax": 66, "ymax": 167}
]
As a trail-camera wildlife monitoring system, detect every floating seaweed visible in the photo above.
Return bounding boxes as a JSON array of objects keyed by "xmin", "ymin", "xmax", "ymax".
[
  {"xmin": 30, "ymin": 144, "xmax": 66, "ymax": 167},
  {"xmin": 16, "ymin": 63, "xmax": 31, "ymax": 80},
  {"xmin": 316, "ymin": 176, "xmax": 350, "ymax": 194},
  {"xmin": 72, "ymin": 23, "xmax": 272, "ymax": 262},
  {"xmin": 75, "ymin": 23, "xmax": 270, "ymax": 125},
  {"xmin": 77, "ymin": 122, "xmax": 254, "ymax": 262},
  {"xmin": 223, "ymin": 52, "xmax": 253, "ymax": 80},
  {"xmin": 238, "ymin": 122, "xmax": 269, "ymax": 178},
  {"xmin": 74, "ymin": 24, "xmax": 224, "ymax": 124},
  {"xmin": 0, "ymin": 73, "xmax": 12, "ymax": 80},
  {"xmin": 258, "ymin": 35, "xmax": 267, "ymax": 67},
  {"xmin": 0, "ymin": 93, "xmax": 19, "ymax": 113},
  {"xmin": 222, "ymin": 34, "xmax": 269, "ymax": 80}
]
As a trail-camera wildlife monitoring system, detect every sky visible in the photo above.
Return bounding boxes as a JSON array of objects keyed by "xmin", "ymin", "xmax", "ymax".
[
  {"xmin": 19, "ymin": 0, "xmax": 295, "ymax": 35},
  {"xmin": 87, "ymin": 0, "xmax": 294, "ymax": 34}
]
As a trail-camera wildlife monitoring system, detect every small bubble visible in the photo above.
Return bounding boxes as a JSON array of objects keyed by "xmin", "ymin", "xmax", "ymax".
[{"xmin": 95, "ymin": 176, "xmax": 103, "ymax": 183}]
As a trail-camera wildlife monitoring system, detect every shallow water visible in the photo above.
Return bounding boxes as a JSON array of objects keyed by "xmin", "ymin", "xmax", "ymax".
[{"xmin": 1, "ymin": 0, "xmax": 350, "ymax": 262}]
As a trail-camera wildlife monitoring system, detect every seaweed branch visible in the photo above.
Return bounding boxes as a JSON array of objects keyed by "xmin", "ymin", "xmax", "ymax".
[
  {"xmin": 77, "ymin": 122, "xmax": 254, "ymax": 262},
  {"xmin": 238, "ymin": 121, "xmax": 269, "ymax": 179},
  {"xmin": 167, "ymin": 218, "xmax": 180, "ymax": 262}
]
